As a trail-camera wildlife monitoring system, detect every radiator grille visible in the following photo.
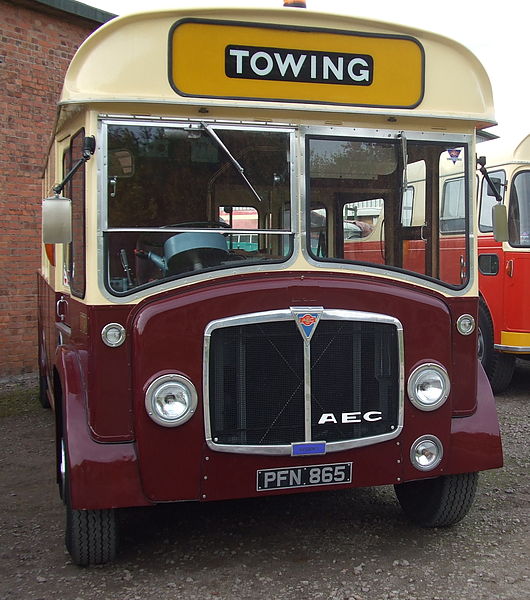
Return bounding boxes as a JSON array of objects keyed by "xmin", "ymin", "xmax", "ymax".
[{"xmin": 207, "ymin": 312, "xmax": 401, "ymax": 450}]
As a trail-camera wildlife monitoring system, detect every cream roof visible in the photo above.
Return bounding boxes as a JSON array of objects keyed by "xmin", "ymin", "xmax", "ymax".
[{"xmin": 59, "ymin": 6, "xmax": 495, "ymax": 128}]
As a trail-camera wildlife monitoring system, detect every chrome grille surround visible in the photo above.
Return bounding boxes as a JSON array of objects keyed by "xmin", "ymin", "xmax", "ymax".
[{"xmin": 204, "ymin": 308, "xmax": 404, "ymax": 455}]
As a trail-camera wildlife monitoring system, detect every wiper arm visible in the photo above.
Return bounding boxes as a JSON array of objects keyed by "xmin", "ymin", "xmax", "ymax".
[
  {"xmin": 201, "ymin": 123, "xmax": 263, "ymax": 202},
  {"xmin": 477, "ymin": 156, "xmax": 503, "ymax": 202},
  {"xmin": 397, "ymin": 132, "xmax": 408, "ymax": 200}
]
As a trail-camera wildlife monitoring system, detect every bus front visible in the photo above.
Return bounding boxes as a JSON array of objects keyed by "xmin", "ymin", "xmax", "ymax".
[{"xmin": 40, "ymin": 8, "xmax": 503, "ymax": 565}]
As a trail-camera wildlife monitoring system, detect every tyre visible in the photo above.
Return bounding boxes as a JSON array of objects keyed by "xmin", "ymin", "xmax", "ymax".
[
  {"xmin": 38, "ymin": 374, "xmax": 51, "ymax": 409},
  {"xmin": 65, "ymin": 506, "xmax": 118, "ymax": 567},
  {"xmin": 394, "ymin": 472, "xmax": 478, "ymax": 528},
  {"xmin": 478, "ymin": 302, "xmax": 515, "ymax": 394},
  {"xmin": 37, "ymin": 329, "xmax": 51, "ymax": 409},
  {"xmin": 60, "ymin": 433, "xmax": 118, "ymax": 566}
]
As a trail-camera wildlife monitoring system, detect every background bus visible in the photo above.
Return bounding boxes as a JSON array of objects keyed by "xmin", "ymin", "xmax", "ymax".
[
  {"xmin": 39, "ymin": 2, "xmax": 503, "ymax": 565},
  {"xmin": 476, "ymin": 134, "xmax": 530, "ymax": 391},
  {"xmin": 380, "ymin": 145, "xmax": 524, "ymax": 393}
]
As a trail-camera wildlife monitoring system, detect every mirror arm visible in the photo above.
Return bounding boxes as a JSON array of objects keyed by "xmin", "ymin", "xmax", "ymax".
[
  {"xmin": 477, "ymin": 156, "xmax": 503, "ymax": 202},
  {"xmin": 53, "ymin": 136, "xmax": 96, "ymax": 194}
]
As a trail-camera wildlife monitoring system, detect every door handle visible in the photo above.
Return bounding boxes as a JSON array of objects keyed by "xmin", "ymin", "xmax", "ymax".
[{"xmin": 56, "ymin": 296, "xmax": 68, "ymax": 322}]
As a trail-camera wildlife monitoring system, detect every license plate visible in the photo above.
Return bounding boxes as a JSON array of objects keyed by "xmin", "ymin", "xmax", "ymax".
[{"xmin": 257, "ymin": 462, "xmax": 352, "ymax": 491}]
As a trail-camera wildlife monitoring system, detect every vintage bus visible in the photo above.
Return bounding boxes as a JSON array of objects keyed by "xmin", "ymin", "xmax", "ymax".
[
  {"xmin": 475, "ymin": 135, "xmax": 530, "ymax": 391},
  {"xmin": 38, "ymin": 2, "xmax": 504, "ymax": 565},
  {"xmin": 409, "ymin": 136, "xmax": 530, "ymax": 392}
]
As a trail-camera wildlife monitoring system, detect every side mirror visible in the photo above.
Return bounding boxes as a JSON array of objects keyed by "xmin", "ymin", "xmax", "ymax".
[
  {"xmin": 486, "ymin": 176, "xmax": 503, "ymax": 198},
  {"xmin": 492, "ymin": 203, "xmax": 508, "ymax": 242},
  {"xmin": 42, "ymin": 196, "xmax": 72, "ymax": 244}
]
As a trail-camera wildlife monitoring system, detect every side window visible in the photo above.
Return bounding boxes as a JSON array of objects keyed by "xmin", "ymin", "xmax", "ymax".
[
  {"xmin": 218, "ymin": 206, "xmax": 258, "ymax": 228},
  {"xmin": 441, "ymin": 177, "xmax": 466, "ymax": 234},
  {"xmin": 479, "ymin": 170, "xmax": 506, "ymax": 232},
  {"xmin": 65, "ymin": 130, "xmax": 87, "ymax": 298},
  {"xmin": 343, "ymin": 199, "xmax": 381, "ymax": 239},
  {"xmin": 509, "ymin": 171, "xmax": 530, "ymax": 247},
  {"xmin": 309, "ymin": 205, "xmax": 328, "ymax": 257}
]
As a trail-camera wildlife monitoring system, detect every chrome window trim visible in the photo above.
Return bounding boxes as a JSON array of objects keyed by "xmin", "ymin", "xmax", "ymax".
[
  {"xmin": 97, "ymin": 118, "xmax": 299, "ymax": 303},
  {"xmin": 300, "ymin": 127, "xmax": 476, "ymax": 298},
  {"xmin": 203, "ymin": 308, "xmax": 404, "ymax": 455}
]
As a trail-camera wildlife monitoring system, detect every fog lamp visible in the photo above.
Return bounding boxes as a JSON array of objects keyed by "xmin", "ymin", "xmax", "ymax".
[
  {"xmin": 407, "ymin": 363, "xmax": 450, "ymax": 411},
  {"xmin": 145, "ymin": 374, "xmax": 197, "ymax": 427},
  {"xmin": 410, "ymin": 435, "xmax": 443, "ymax": 471},
  {"xmin": 101, "ymin": 322, "xmax": 126, "ymax": 347}
]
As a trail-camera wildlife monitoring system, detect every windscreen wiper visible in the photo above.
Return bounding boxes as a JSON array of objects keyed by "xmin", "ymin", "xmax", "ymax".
[
  {"xmin": 397, "ymin": 132, "xmax": 408, "ymax": 202},
  {"xmin": 201, "ymin": 123, "xmax": 263, "ymax": 203}
]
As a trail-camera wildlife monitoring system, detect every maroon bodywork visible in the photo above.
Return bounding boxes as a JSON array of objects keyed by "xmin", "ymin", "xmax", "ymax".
[{"xmin": 38, "ymin": 270, "xmax": 503, "ymax": 510}]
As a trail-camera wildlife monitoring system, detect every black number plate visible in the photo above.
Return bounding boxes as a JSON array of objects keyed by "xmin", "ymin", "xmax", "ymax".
[{"xmin": 257, "ymin": 462, "xmax": 352, "ymax": 491}]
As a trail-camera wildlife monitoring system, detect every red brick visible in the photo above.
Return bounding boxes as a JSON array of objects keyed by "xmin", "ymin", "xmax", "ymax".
[{"xmin": 0, "ymin": 0, "xmax": 105, "ymax": 376}]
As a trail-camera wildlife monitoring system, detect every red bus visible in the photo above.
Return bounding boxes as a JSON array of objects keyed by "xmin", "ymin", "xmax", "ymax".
[
  {"xmin": 475, "ymin": 135, "xmax": 530, "ymax": 391},
  {"xmin": 38, "ymin": 3, "xmax": 503, "ymax": 565}
]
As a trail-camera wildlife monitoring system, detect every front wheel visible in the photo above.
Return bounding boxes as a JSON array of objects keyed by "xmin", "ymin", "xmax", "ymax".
[
  {"xmin": 66, "ymin": 506, "xmax": 118, "ymax": 567},
  {"xmin": 60, "ymin": 433, "xmax": 118, "ymax": 566},
  {"xmin": 394, "ymin": 472, "xmax": 478, "ymax": 528},
  {"xmin": 38, "ymin": 374, "xmax": 51, "ymax": 409}
]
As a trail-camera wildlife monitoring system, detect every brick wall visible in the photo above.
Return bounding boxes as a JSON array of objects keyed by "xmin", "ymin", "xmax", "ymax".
[{"xmin": 0, "ymin": 0, "xmax": 110, "ymax": 377}]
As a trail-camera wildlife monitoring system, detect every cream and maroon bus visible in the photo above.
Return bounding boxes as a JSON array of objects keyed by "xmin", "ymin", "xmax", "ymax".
[{"xmin": 38, "ymin": 2, "xmax": 503, "ymax": 565}]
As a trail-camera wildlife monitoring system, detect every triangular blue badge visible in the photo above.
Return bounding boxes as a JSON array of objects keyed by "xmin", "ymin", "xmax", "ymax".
[{"xmin": 291, "ymin": 307, "xmax": 323, "ymax": 341}]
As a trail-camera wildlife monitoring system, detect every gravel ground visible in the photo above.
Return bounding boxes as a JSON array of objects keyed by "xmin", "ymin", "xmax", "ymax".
[{"xmin": 0, "ymin": 366, "xmax": 528, "ymax": 600}]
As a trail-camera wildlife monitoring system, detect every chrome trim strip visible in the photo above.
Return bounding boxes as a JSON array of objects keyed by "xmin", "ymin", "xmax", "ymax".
[
  {"xmin": 292, "ymin": 306, "xmax": 324, "ymax": 441},
  {"xmin": 204, "ymin": 308, "xmax": 404, "ymax": 455},
  {"xmin": 102, "ymin": 228, "xmax": 292, "ymax": 235},
  {"xmin": 55, "ymin": 322, "xmax": 72, "ymax": 337},
  {"xmin": 494, "ymin": 344, "xmax": 530, "ymax": 353},
  {"xmin": 299, "ymin": 127, "xmax": 476, "ymax": 298},
  {"xmin": 97, "ymin": 119, "xmax": 299, "ymax": 304}
]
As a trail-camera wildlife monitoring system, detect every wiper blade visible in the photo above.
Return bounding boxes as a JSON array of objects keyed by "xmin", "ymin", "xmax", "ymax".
[
  {"xmin": 201, "ymin": 123, "xmax": 263, "ymax": 202},
  {"xmin": 397, "ymin": 132, "xmax": 408, "ymax": 199}
]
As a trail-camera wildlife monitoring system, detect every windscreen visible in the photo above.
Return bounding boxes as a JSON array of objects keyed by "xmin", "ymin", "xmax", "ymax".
[
  {"xmin": 306, "ymin": 137, "xmax": 470, "ymax": 287},
  {"xmin": 103, "ymin": 124, "xmax": 292, "ymax": 294}
]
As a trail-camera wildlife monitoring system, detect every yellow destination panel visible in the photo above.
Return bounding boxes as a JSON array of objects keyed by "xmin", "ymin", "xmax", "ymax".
[{"xmin": 169, "ymin": 20, "xmax": 424, "ymax": 108}]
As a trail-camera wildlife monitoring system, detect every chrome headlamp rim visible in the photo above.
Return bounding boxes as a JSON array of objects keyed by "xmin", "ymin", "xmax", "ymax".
[
  {"xmin": 145, "ymin": 373, "xmax": 198, "ymax": 427},
  {"xmin": 407, "ymin": 363, "xmax": 450, "ymax": 412},
  {"xmin": 101, "ymin": 322, "xmax": 126, "ymax": 347},
  {"xmin": 410, "ymin": 434, "xmax": 444, "ymax": 471}
]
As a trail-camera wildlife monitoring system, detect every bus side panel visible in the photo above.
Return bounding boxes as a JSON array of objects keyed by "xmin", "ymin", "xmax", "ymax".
[
  {"xmin": 56, "ymin": 346, "xmax": 150, "ymax": 510},
  {"xmin": 37, "ymin": 272, "xmax": 57, "ymax": 406},
  {"xmin": 447, "ymin": 362, "xmax": 503, "ymax": 473},
  {"xmin": 503, "ymin": 251, "xmax": 530, "ymax": 342},
  {"xmin": 86, "ymin": 304, "xmax": 136, "ymax": 441},
  {"xmin": 448, "ymin": 296, "xmax": 480, "ymax": 416},
  {"xmin": 478, "ymin": 236, "xmax": 504, "ymax": 343}
]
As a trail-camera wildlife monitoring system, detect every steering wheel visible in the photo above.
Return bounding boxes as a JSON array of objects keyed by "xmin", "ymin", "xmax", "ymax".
[{"xmin": 163, "ymin": 221, "xmax": 231, "ymax": 229}]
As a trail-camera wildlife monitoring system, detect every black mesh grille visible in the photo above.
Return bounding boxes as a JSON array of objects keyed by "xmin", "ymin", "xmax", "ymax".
[
  {"xmin": 208, "ymin": 318, "xmax": 400, "ymax": 446},
  {"xmin": 310, "ymin": 321, "xmax": 398, "ymax": 442}
]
